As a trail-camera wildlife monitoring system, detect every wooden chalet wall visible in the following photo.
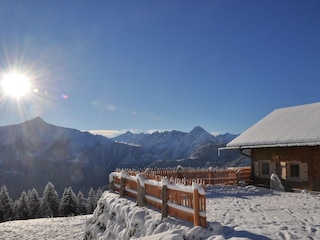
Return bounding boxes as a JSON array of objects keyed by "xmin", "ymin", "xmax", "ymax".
[{"xmin": 251, "ymin": 146, "xmax": 320, "ymax": 191}]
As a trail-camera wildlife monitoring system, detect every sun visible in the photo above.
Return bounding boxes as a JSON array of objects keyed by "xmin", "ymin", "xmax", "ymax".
[{"xmin": 1, "ymin": 72, "xmax": 31, "ymax": 98}]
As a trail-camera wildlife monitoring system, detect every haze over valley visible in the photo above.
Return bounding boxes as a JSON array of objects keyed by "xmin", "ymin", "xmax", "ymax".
[{"xmin": 0, "ymin": 117, "xmax": 246, "ymax": 199}]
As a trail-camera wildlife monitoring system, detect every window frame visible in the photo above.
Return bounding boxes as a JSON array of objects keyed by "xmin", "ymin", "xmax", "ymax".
[
  {"xmin": 281, "ymin": 161, "xmax": 309, "ymax": 182},
  {"xmin": 255, "ymin": 160, "xmax": 276, "ymax": 179}
]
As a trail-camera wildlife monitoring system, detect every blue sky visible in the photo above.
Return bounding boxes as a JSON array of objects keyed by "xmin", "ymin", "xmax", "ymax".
[{"xmin": 0, "ymin": 1, "xmax": 320, "ymax": 136}]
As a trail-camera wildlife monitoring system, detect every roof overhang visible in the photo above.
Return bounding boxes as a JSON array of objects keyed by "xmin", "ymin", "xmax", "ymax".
[{"xmin": 220, "ymin": 141, "xmax": 320, "ymax": 151}]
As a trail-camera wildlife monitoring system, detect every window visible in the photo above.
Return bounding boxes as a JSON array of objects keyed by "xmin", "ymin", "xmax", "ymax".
[
  {"xmin": 280, "ymin": 161, "xmax": 308, "ymax": 182},
  {"xmin": 290, "ymin": 164, "xmax": 300, "ymax": 178},
  {"xmin": 254, "ymin": 160, "xmax": 276, "ymax": 178},
  {"xmin": 262, "ymin": 162, "xmax": 270, "ymax": 176}
]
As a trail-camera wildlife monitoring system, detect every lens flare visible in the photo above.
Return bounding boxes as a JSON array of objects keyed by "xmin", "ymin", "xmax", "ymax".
[
  {"xmin": 1, "ymin": 72, "xmax": 31, "ymax": 98},
  {"xmin": 61, "ymin": 94, "xmax": 69, "ymax": 100}
]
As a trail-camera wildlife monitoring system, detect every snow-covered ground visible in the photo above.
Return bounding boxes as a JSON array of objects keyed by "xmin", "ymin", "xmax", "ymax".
[
  {"xmin": 206, "ymin": 185, "xmax": 320, "ymax": 240},
  {"xmin": 1, "ymin": 185, "xmax": 319, "ymax": 240},
  {"xmin": 0, "ymin": 215, "xmax": 90, "ymax": 240}
]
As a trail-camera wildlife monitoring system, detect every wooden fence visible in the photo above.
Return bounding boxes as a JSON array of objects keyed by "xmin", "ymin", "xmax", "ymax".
[
  {"xmin": 109, "ymin": 167, "xmax": 251, "ymax": 228},
  {"xmin": 109, "ymin": 171, "xmax": 207, "ymax": 228},
  {"xmin": 115, "ymin": 166, "xmax": 252, "ymax": 186}
]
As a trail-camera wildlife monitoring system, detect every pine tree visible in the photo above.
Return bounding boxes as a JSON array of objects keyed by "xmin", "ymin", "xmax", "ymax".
[
  {"xmin": 28, "ymin": 188, "xmax": 41, "ymax": 218},
  {"xmin": 96, "ymin": 187, "xmax": 103, "ymax": 201},
  {"xmin": 0, "ymin": 185, "xmax": 14, "ymax": 222},
  {"xmin": 77, "ymin": 191, "xmax": 87, "ymax": 215},
  {"xmin": 86, "ymin": 188, "xmax": 96, "ymax": 213},
  {"xmin": 16, "ymin": 191, "xmax": 29, "ymax": 220},
  {"xmin": 60, "ymin": 187, "xmax": 77, "ymax": 216},
  {"xmin": 12, "ymin": 200, "xmax": 18, "ymax": 220},
  {"xmin": 41, "ymin": 182, "xmax": 59, "ymax": 217}
]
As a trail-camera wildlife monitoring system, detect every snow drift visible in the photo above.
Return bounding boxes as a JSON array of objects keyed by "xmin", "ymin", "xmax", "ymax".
[
  {"xmin": 1, "ymin": 185, "xmax": 319, "ymax": 239},
  {"xmin": 84, "ymin": 191, "xmax": 220, "ymax": 240},
  {"xmin": 85, "ymin": 186, "xmax": 320, "ymax": 240}
]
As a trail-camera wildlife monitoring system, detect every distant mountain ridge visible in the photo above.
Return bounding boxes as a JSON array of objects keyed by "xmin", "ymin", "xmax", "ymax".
[
  {"xmin": 0, "ymin": 117, "xmax": 245, "ymax": 199},
  {"xmin": 0, "ymin": 117, "xmax": 113, "ymax": 154},
  {"xmin": 0, "ymin": 117, "xmax": 144, "ymax": 199},
  {"xmin": 112, "ymin": 126, "xmax": 237, "ymax": 161}
]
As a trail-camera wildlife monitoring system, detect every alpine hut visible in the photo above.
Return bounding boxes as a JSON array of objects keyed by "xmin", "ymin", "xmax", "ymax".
[{"xmin": 223, "ymin": 102, "xmax": 320, "ymax": 191}]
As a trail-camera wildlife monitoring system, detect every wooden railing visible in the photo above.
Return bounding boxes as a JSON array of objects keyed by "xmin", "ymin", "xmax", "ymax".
[
  {"xmin": 234, "ymin": 167, "xmax": 252, "ymax": 185},
  {"xmin": 109, "ymin": 171, "xmax": 207, "ymax": 228},
  {"xmin": 115, "ymin": 166, "xmax": 252, "ymax": 186},
  {"xmin": 109, "ymin": 167, "xmax": 251, "ymax": 228}
]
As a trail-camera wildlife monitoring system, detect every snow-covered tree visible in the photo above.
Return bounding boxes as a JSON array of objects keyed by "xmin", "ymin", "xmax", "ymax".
[
  {"xmin": 28, "ymin": 188, "xmax": 41, "ymax": 218},
  {"xmin": 12, "ymin": 200, "xmax": 18, "ymax": 220},
  {"xmin": 96, "ymin": 187, "xmax": 103, "ymax": 201},
  {"xmin": 77, "ymin": 191, "xmax": 87, "ymax": 215},
  {"xmin": 86, "ymin": 188, "xmax": 96, "ymax": 213},
  {"xmin": 0, "ymin": 185, "xmax": 14, "ymax": 222},
  {"xmin": 16, "ymin": 191, "xmax": 29, "ymax": 220},
  {"xmin": 60, "ymin": 187, "xmax": 77, "ymax": 216},
  {"xmin": 41, "ymin": 182, "xmax": 59, "ymax": 217}
]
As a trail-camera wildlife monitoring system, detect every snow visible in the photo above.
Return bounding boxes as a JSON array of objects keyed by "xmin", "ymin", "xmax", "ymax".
[
  {"xmin": 1, "ymin": 185, "xmax": 319, "ymax": 240},
  {"xmin": 206, "ymin": 186, "xmax": 320, "ymax": 239},
  {"xmin": 111, "ymin": 126, "xmax": 230, "ymax": 160},
  {"xmin": 270, "ymin": 173, "xmax": 285, "ymax": 191},
  {"xmin": 110, "ymin": 171, "xmax": 199, "ymax": 193},
  {"xmin": 227, "ymin": 102, "xmax": 320, "ymax": 148},
  {"xmin": 0, "ymin": 215, "xmax": 90, "ymax": 239}
]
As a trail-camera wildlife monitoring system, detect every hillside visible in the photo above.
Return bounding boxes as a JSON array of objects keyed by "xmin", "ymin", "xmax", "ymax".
[
  {"xmin": 0, "ymin": 118, "xmax": 244, "ymax": 199},
  {"xmin": 1, "ymin": 186, "xmax": 319, "ymax": 239},
  {"xmin": 0, "ymin": 118, "xmax": 145, "ymax": 199}
]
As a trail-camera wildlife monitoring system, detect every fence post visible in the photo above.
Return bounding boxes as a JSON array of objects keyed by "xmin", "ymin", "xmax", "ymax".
[
  {"xmin": 192, "ymin": 182, "xmax": 200, "ymax": 226},
  {"xmin": 209, "ymin": 167, "xmax": 213, "ymax": 185},
  {"xmin": 236, "ymin": 169, "xmax": 240, "ymax": 184},
  {"xmin": 161, "ymin": 178, "xmax": 169, "ymax": 219},
  {"xmin": 137, "ymin": 174, "xmax": 146, "ymax": 207},
  {"xmin": 119, "ymin": 171, "xmax": 126, "ymax": 197}
]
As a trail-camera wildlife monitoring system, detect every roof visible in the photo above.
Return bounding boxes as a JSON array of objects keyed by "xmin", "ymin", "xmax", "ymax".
[{"xmin": 226, "ymin": 102, "xmax": 320, "ymax": 149}]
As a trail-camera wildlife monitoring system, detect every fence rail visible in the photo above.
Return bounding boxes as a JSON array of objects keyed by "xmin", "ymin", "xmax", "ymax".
[
  {"xmin": 109, "ymin": 171, "xmax": 207, "ymax": 227},
  {"xmin": 109, "ymin": 167, "xmax": 251, "ymax": 228},
  {"xmin": 115, "ymin": 166, "xmax": 252, "ymax": 185}
]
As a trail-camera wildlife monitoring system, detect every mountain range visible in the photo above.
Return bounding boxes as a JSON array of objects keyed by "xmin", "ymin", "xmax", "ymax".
[
  {"xmin": 0, "ymin": 117, "xmax": 247, "ymax": 199},
  {"xmin": 112, "ymin": 126, "xmax": 236, "ymax": 161}
]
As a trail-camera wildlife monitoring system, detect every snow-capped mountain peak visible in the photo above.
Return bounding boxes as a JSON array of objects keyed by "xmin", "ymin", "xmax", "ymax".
[
  {"xmin": 188, "ymin": 126, "xmax": 207, "ymax": 139},
  {"xmin": 113, "ymin": 126, "xmax": 237, "ymax": 160},
  {"xmin": 0, "ymin": 118, "xmax": 240, "ymax": 199},
  {"xmin": 0, "ymin": 118, "xmax": 144, "ymax": 199}
]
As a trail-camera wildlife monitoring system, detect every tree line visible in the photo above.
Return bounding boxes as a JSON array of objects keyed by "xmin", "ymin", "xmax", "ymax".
[{"xmin": 0, "ymin": 182, "xmax": 103, "ymax": 222}]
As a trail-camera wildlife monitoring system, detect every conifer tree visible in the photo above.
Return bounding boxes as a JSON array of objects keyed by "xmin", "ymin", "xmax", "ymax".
[
  {"xmin": 0, "ymin": 185, "xmax": 14, "ymax": 222},
  {"xmin": 60, "ymin": 187, "xmax": 77, "ymax": 216},
  {"xmin": 28, "ymin": 188, "xmax": 41, "ymax": 218},
  {"xmin": 77, "ymin": 191, "xmax": 87, "ymax": 215},
  {"xmin": 12, "ymin": 200, "xmax": 19, "ymax": 220},
  {"xmin": 16, "ymin": 191, "xmax": 29, "ymax": 220},
  {"xmin": 95, "ymin": 187, "xmax": 103, "ymax": 202},
  {"xmin": 86, "ymin": 188, "xmax": 96, "ymax": 213},
  {"xmin": 41, "ymin": 182, "xmax": 59, "ymax": 217}
]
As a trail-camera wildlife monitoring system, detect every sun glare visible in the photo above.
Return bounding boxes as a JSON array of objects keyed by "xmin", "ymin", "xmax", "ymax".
[{"xmin": 1, "ymin": 72, "xmax": 31, "ymax": 98}]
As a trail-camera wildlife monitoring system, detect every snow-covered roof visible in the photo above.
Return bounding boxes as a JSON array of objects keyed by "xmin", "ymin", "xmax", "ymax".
[{"xmin": 226, "ymin": 102, "xmax": 320, "ymax": 149}]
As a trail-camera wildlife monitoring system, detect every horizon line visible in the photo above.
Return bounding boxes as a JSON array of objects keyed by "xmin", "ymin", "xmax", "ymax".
[{"xmin": 87, "ymin": 129, "xmax": 228, "ymax": 138}]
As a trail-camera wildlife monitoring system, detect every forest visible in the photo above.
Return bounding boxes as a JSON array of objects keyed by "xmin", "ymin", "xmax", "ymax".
[{"xmin": 0, "ymin": 182, "xmax": 102, "ymax": 222}]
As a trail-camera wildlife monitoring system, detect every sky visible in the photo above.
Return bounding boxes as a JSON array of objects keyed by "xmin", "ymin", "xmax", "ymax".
[{"xmin": 0, "ymin": 0, "xmax": 320, "ymax": 137}]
